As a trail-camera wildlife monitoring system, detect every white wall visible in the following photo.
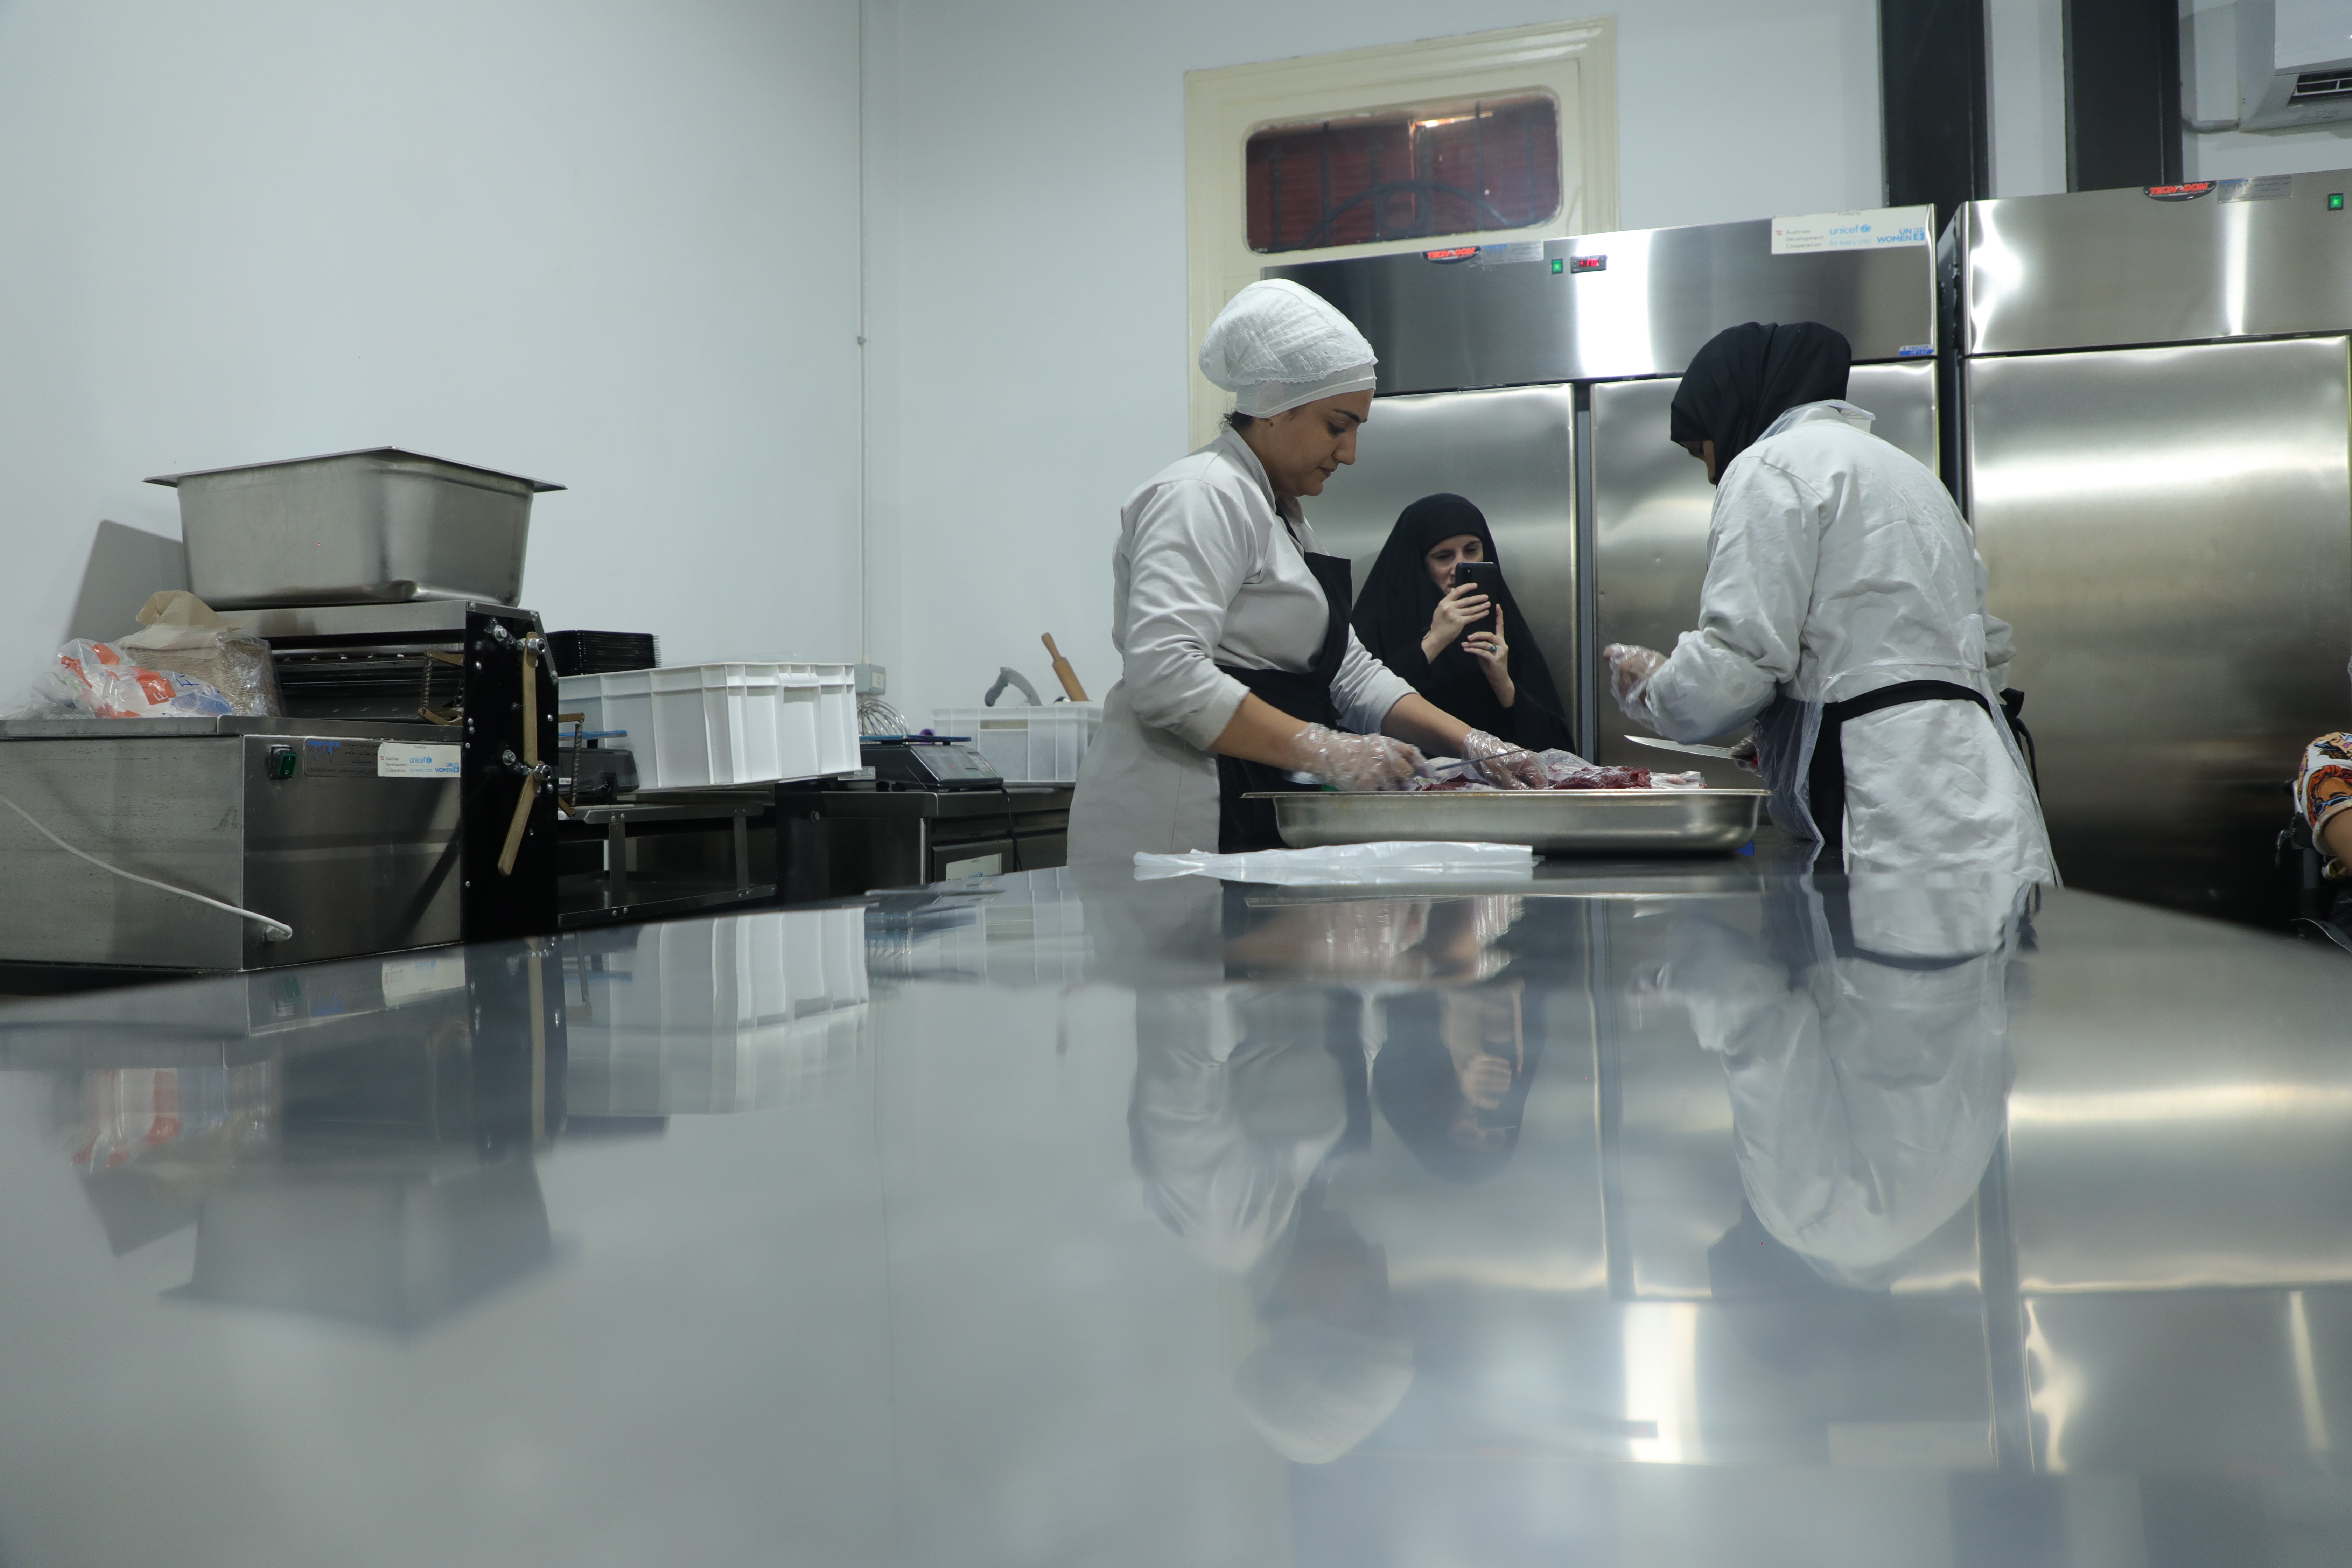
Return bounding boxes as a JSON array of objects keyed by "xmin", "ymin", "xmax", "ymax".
[
  {"xmin": 1988, "ymin": 0, "xmax": 2069, "ymax": 196},
  {"xmin": 863, "ymin": 0, "xmax": 1886, "ymax": 724},
  {"xmin": 0, "ymin": 0, "xmax": 865, "ymax": 693}
]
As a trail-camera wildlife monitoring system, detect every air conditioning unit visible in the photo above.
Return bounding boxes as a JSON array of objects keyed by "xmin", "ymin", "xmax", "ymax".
[{"xmin": 2238, "ymin": 0, "xmax": 2352, "ymax": 130}]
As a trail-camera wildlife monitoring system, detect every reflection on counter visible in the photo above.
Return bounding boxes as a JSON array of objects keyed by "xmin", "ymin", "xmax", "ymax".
[
  {"xmin": 1065, "ymin": 862, "xmax": 2352, "ymax": 1557},
  {"xmin": 38, "ymin": 940, "xmax": 564, "ymax": 1331},
  {"xmin": 5, "ymin": 863, "xmax": 2352, "ymax": 1562},
  {"xmin": 564, "ymin": 907, "xmax": 870, "ymax": 1117}
]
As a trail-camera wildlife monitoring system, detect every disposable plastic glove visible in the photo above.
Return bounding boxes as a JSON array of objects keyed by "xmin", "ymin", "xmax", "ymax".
[
  {"xmin": 1602, "ymin": 643, "xmax": 1667, "ymax": 727},
  {"xmin": 1461, "ymin": 729, "xmax": 1547, "ymax": 789},
  {"xmin": 1289, "ymin": 723, "xmax": 1424, "ymax": 792},
  {"xmin": 1729, "ymin": 736, "xmax": 1760, "ymax": 773}
]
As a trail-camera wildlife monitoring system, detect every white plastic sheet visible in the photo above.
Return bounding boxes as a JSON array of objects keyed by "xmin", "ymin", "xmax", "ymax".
[{"xmin": 1132, "ymin": 840, "xmax": 1534, "ymax": 885}]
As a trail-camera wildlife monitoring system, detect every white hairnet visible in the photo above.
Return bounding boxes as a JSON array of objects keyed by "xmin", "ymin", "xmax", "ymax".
[{"xmin": 1199, "ymin": 280, "xmax": 1378, "ymax": 418}]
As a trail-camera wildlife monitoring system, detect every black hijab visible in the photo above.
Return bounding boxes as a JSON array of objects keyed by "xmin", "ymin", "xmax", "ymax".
[
  {"xmin": 1349, "ymin": 493, "xmax": 1570, "ymax": 751},
  {"xmin": 1669, "ymin": 321, "xmax": 1853, "ymax": 473}
]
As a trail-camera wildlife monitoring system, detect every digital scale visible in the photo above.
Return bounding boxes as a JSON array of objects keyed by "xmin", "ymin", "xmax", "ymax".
[{"xmin": 861, "ymin": 736, "xmax": 1003, "ymax": 791}]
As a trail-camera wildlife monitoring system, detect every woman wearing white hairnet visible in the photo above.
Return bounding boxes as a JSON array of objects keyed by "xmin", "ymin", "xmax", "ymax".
[
  {"xmin": 1603, "ymin": 321, "xmax": 2054, "ymax": 882},
  {"xmin": 1069, "ymin": 281, "xmax": 1544, "ymax": 863}
]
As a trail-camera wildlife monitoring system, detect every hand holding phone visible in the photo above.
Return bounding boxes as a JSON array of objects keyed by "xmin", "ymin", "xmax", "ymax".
[{"xmin": 1452, "ymin": 560, "xmax": 1502, "ymax": 636}]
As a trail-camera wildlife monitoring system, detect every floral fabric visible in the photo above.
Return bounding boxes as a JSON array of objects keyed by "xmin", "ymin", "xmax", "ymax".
[{"xmin": 2295, "ymin": 732, "xmax": 2352, "ymax": 876}]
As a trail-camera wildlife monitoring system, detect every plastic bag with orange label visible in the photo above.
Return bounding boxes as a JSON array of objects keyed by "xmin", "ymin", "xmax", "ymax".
[{"xmin": 44, "ymin": 638, "xmax": 236, "ymax": 718}]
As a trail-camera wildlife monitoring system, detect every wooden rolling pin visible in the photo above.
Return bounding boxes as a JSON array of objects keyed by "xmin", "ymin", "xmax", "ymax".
[{"xmin": 1042, "ymin": 633, "xmax": 1088, "ymax": 702}]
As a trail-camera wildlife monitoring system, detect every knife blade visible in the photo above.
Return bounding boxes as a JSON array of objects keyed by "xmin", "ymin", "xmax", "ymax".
[{"xmin": 1623, "ymin": 734, "xmax": 1743, "ymax": 761}]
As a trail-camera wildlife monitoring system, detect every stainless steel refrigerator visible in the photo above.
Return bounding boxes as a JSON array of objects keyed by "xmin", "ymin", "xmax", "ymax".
[
  {"xmin": 1946, "ymin": 174, "xmax": 2352, "ymax": 925},
  {"xmin": 1270, "ymin": 219, "xmax": 1940, "ymax": 789}
]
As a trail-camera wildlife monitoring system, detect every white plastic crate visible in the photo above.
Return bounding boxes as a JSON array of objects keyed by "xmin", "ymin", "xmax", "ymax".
[
  {"xmin": 783, "ymin": 662, "xmax": 859, "ymax": 774},
  {"xmin": 560, "ymin": 662, "xmax": 860, "ymax": 789},
  {"xmin": 565, "ymin": 908, "xmax": 870, "ymax": 1115},
  {"xmin": 930, "ymin": 703, "xmax": 1102, "ymax": 783}
]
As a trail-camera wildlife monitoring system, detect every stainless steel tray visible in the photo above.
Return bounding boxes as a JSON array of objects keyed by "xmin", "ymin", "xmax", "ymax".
[
  {"xmin": 1246, "ymin": 789, "xmax": 1768, "ymax": 855},
  {"xmin": 148, "ymin": 448, "xmax": 563, "ymax": 610}
]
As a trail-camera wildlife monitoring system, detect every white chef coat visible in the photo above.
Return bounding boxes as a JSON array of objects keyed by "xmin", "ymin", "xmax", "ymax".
[
  {"xmin": 1665, "ymin": 878, "xmax": 2026, "ymax": 1287},
  {"xmin": 1642, "ymin": 401, "xmax": 2056, "ymax": 882},
  {"xmin": 1129, "ymin": 987, "xmax": 1355, "ymax": 1285},
  {"xmin": 1068, "ymin": 427, "xmax": 1416, "ymax": 863}
]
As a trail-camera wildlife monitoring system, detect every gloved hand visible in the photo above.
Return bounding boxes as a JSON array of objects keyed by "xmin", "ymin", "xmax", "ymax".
[
  {"xmin": 1290, "ymin": 723, "xmax": 1425, "ymax": 792},
  {"xmin": 1728, "ymin": 736, "xmax": 1760, "ymax": 774},
  {"xmin": 1602, "ymin": 643, "xmax": 1667, "ymax": 726},
  {"xmin": 1461, "ymin": 728, "xmax": 1547, "ymax": 789}
]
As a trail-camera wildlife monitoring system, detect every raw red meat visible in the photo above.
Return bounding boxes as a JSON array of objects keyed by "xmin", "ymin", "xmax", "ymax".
[
  {"xmin": 1414, "ymin": 765, "xmax": 1652, "ymax": 792},
  {"xmin": 1552, "ymin": 766, "xmax": 1651, "ymax": 790}
]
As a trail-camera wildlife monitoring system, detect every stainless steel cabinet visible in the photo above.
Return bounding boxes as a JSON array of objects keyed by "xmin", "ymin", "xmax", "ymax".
[
  {"xmin": 1964, "ymin": 335, "xmax": 2352, "ymax": 922},
  {"xmin": 1304, "ymin": 385, "xmax": 1581, "ymax": 742},
  {"xmin": 0, "ymin": 725, "xmax": 461, "ymax": 971}
]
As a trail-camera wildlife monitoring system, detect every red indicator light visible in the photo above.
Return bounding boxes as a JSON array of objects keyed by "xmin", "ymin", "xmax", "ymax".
[{"xmin": 1570, "ymin": 255, "xmax": 1608, "ymax": 273}]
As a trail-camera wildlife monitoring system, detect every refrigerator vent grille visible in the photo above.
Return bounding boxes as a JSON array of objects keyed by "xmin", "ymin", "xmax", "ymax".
[{"xmin": 2291, "ymin": 69, "xmax": 2352, "ymax": 103}]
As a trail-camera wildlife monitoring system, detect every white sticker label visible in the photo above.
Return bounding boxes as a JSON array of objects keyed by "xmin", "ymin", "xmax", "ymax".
[
  {"xmin": 2216, "ymin": 174, "xmax": 2296, "ymax": 203},
  {"xmin": 1474, "ymin": 240, "xmax": 1546, "ymax": 266},
  {"xmin": 1770, "ymin": 205, "xmax": 1933, "ymax": 255},
  {"xmin": 383, "ymin": 952, "xmax": 467, "ymax": 1006},
  {"xmin": 377, "ymin": 742, "xmax": 462, "ymax": 778}
]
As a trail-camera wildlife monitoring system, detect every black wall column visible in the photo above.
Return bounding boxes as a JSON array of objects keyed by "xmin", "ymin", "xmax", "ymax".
[
  {"xmin": 2062, "ymin": 0, "xmax": 2184, "ymax": 190},
  {"xmin": 1879, "ymin": 0, "xmax": 1992, "ymax": 234}
]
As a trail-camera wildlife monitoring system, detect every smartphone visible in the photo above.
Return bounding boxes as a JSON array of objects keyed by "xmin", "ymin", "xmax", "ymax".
[{"xmin": 1452, "ymin": 560, "xmax": 1503, "ymax": 636}]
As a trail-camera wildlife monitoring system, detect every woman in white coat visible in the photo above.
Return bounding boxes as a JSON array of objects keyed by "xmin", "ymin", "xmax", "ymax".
[
  {"xmin": 1069, "ymin": 281, "xmax": 1543, "ymax": 863},
  {"xmin": 1603, "ymin": 322, "xmax": 2055, "ymax": 882}
]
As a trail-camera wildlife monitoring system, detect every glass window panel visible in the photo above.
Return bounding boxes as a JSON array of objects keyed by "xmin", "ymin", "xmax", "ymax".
[{"xmin": 1245, "ymin": 93, "xmax": 1561, "ymax": 254}]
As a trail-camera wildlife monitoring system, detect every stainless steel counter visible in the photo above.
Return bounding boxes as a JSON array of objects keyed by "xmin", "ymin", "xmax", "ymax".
[{"xmin": 0, "ymin": 855, "xmax": 2349, "ymax": 1563}]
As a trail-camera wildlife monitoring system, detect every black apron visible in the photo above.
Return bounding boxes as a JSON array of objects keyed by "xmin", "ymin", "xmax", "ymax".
[
  {"xmin": 1806, "ymin": 680, "xmax": 2037, "ymax": 874},
  {"xmin": 1214, "ymin": 547, "xmax": 1354, "ymax": 854}
]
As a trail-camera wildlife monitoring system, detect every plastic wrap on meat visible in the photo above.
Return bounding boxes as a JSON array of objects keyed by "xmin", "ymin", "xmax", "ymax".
[{"xmin": 1411, "ymin": 761, "xmax": 1655, "ymax": 792}]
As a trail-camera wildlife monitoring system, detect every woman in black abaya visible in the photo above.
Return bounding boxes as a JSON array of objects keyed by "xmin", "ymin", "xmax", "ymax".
[{"xmin": 1351, "ymin": 494, "xmax": 1572, "ymax": 753}]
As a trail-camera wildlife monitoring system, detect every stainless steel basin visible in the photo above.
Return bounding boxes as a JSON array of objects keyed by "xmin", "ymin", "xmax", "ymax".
[
  {"xmin": 149, "ymin": 448, "xmax": 564, "ymax": 610},
  {"xmin": 1247, "ymin": 788, "xmax": 1768, "ymax": 855}
]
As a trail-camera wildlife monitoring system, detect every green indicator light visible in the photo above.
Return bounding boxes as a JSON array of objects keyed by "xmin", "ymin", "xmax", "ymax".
[
  {"xmin": 1552, "ymin": 257, "xmax": 1564, "ymax": 273},
  {"xmin": 2332, "ymin": 193, "xmax": 2345, "ymax": 210}
]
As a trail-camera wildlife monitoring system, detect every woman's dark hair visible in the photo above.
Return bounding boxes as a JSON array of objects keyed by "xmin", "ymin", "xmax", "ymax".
[{"xmin": 1224, "ymin": 410, "xmax": 1259, "ymax": 433}]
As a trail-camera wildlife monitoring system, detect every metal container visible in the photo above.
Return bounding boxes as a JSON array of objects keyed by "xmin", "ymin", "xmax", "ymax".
[
  {"xmin": 1248, "ymin": 789, "xmax": 1766, "ymax": 855},
  {"xmin": 147, "ymin": 448, "xmax": 564, "ymax": 610},
  {"xmin": 0, "ymin": 718, "xmax": 462, "ymax": 970}
]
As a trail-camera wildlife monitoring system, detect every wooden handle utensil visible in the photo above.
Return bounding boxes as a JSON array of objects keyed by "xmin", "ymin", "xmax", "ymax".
[{"xmin": 1042, "ymin": 633, "xmax": 1088, "ymax": 702}]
